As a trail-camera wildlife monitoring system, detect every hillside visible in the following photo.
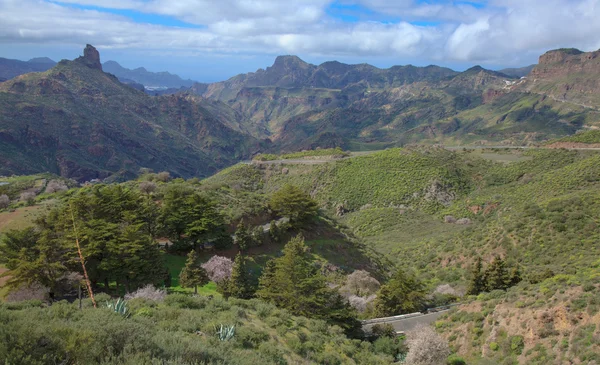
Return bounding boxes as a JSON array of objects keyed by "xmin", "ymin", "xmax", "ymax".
[
  {"xmin": 202, "ymin": 146, "xmax": 600, "ymax": 364},
  {"xmin": 0, "ymin": 45, "xmax": 259, "ymax": 181}
]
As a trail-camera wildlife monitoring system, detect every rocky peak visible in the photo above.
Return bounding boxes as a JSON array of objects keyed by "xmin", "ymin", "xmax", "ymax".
[
  {"xmin": 270, "ymin": 55, "xmax": 311, "ymax": 72},
  {"xmin": 75, "ymin": 44, "xmax": 102, "ymax": 71}
]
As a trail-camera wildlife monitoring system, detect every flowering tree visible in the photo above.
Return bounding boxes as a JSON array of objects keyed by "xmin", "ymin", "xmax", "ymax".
[{"xmin": 201, "ymin": 255, "xmax": 233, "ymax": 283}]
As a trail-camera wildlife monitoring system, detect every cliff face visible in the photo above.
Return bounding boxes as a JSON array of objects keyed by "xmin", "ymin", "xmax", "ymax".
[{"xmin": 525, "ymin": 48, "xmax": 600, "ymax": 107}]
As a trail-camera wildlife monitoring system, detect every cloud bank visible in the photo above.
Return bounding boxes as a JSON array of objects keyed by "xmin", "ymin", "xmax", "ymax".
[{"xmin": 1, "ymin": 0, "xmax": 600, "ymax": 68}]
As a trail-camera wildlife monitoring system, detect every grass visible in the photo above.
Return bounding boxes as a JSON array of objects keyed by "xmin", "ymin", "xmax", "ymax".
[
  {"xmin": 0, "ymin": 204, "xmax": 45, "ymax": 232},
  {"xmin": 163, "ymin": 253, "xmax": 219, "ymax": 295}
]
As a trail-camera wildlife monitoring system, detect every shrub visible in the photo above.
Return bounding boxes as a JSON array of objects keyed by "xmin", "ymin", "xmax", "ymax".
[
  {"xmin": 0, "ymin": 194, "xmax": 10, "ymax": 209},
  {"xmin": 5, "ymin": 283, "xmax": 49, "ymax": 302},
  {"xmin": 447, "ymin": 354, "xmax": 467, "ymax": 365},
  {"xmin": 124, "ymin": 284, "xmax": 167, "ymax": 302},
  {"xmin": 45, "ymin": 180, "xmax": 68, "ymax": 194},
  {"xmin": 19, "ymin": 191, "xmax": 36, "ymax": 205},
  {"xmin": 510, "ymin": 335, "xmax": 525, "ymax": 355}
]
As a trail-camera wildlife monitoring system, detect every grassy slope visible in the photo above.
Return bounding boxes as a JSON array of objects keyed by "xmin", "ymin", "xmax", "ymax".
[{"xmin": 206, "ymin": 147, "xmax": 600, "ymax": 363}]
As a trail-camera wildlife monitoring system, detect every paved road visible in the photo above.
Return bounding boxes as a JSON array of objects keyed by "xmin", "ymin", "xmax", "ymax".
[{"xmin": 362, "ymin": 310, "xmax": 451, "ymax": 334}]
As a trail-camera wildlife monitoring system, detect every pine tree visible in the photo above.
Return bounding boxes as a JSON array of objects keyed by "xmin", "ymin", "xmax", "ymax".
[
  {"xmin": 373, "ymin": 269, "xmax": 425, "ymax": 317},
  {"xmin": 179, "ymin": 250, "xmax": 209, "ymax": 294},
  {"xmin": 228, "ymin": 253, "xmax": 255, "ymax": 299},
  {"xmin": 466, "ymin": 256, "xmax": 486, "ymax": 295},
  {"xmin": 234, "ymin": 221, "xmax": 252, "ymax": 252},
  {"xmin": 485, "ymin": 256, "xmax": 510, "ymax": 291},
  {"xmin": 256, "ymin": 235, "xmax": 360, "ymax": 336}
]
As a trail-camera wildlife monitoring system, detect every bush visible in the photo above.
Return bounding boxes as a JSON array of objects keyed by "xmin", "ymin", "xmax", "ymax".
[
  {"xmin": 124, "ymin": 284, "xmax": 167, "ymax": 302},
  {"xmin": 510, "ymin": 335, "xmax": 525, "ymax": 355},
  {"xmin": 0, "ymin": 194, "xmax": 10, "ymax": 209},
  {"xmin": 447, "ymin": 354, "xmax": 467, "ymax": 365}
]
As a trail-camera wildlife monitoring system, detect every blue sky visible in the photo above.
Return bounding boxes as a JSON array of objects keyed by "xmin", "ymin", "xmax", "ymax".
[{"xmin": 1, "ymin": 0, "xmax": 599, "ymax": 82}]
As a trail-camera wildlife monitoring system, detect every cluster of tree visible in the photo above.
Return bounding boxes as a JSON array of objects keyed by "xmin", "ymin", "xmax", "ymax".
[
  {"xmin": 466, "ymin": 256, "xmax": 522, "ymax": 295},
  {"xmin": 0, "ymin": 183, "xmax": 231, "ymax": 297},
  {"xmin": 234, "ymin": 221, "xmax": 265, "ymax": 251},
  {"xmin": 256, "ymin": 235, "xmax": 362, "ymax": 336},
  {"xmin": 269, "ymin": 184, "xmax": 318, "ymax": 227}
]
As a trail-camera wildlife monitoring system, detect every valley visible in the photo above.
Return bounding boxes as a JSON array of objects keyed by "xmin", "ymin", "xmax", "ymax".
[{"xmin": 1, "ymin": 43, "xmax": 600, "ymax": 365}]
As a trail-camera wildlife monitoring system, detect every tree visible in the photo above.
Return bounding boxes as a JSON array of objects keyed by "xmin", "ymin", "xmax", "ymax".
[
  {"xmin": 139, "ymin": 181, "xmax": 157, "ymax": 195},
  {"xmin": 373, "ymin": 269, "xmax": 425, "ymax": 317},
  {"xmin": 156, "ymin": 171, "xmax": 171, "ymax": 182},
  {"xmin": 201, "ymin": 255, "xmax": 233, "ymax": 283},
  {"xmin": 0, "ymin": 194, "xmax": 10, "ymax": 209},
  {"xmin": 257, "ymin": 235, "xmax": 361, "ymax": 336},
  {"xmin": 20, "ymin": 192, "xmax": 36, "ymax": 206},
  {"xmin": 45, "ymin": 180, "xmax": 68, "ymax": 194},
  {"xmin": 179, "ymin": 250, "xmax": 209, "ymax": 294},
  {"xmin": 404, "ymin": 325, "xmax": 451, "ymax": 365},
  {"xmin": 269, "ymin": 185, "xmax": 318, "ymax": 226},
  {"xmin": 234, "ymin": 221, "xmax": 252, "ymax": 252},
  {"xmin": 340, "ymin": 270, "xmax": 381, "ymax": 297},
  {"xmin": 485, "ymin": 256, "xmax": 510, "ymax": 291},
  {"xmin": 466, "ymin": 256, "xmax": 485, "ymax": 295},
  {"xmin": 227, "ymin": 253, "xmax": 255, "ymax": 299}
]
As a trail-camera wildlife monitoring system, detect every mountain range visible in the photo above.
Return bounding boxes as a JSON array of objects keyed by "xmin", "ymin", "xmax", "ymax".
[{"xmin": 1, "ymin": 44, "xmax": 599, "ymax": 181}]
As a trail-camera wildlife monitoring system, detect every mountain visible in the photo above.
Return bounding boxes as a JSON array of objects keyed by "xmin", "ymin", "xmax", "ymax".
[
  {"xmin": 195, "ymin": 50, "xmax": 599, "ymax": 151},
  {"xmin": 0, "ymin": 45, "xmax": 259, "ymax": 181},
  {"xmin": 202, "ymin": 55, "xmax": 458, "ymax": 101},
  {"xmin": 498, "ymin": 64, "xmax": 536, "ymax": 78},
  {"xmin": 102, "ymin": 60, "xmax": 196, "ymax": 89},
  {"xmin": 0, "ymin": 56, "xmax": 56, "ymax": 81}
]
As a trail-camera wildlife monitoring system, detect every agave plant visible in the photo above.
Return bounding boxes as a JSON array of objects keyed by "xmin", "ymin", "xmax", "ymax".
[
  {"xmin": 215, "ymin": 324, "xmax": 235, "ymax": 341},
  {"xmin": 106, "ymin": 298, "xmax": 130, "ymax": 318}
]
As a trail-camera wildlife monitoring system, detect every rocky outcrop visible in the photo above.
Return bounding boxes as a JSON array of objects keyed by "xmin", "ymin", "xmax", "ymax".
[{"xmin": 75, "ymin": 44, "xmax": 102, "ymax": 71}]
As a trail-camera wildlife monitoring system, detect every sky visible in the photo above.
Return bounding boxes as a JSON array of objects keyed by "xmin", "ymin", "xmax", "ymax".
[{"xmin": 1, "ymin": 0, "xmax": 600, "ymax": 82}]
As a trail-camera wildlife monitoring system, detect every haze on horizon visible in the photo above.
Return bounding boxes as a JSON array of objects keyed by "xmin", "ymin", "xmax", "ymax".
[{"xmin": 1, "ymin": 0, "xmax": 599, "ymax": 82}]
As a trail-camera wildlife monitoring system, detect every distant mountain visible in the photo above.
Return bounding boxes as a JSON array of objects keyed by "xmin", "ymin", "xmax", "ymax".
[
  {"xmin": 193, "ymin": 52, "xmax": 598, "ymax": 151},
  {"xmin": 201, "ymin": 55, "xmax": 458, "ymax": 101},
  {"xmin": 498, "ymin": 64, "xmax": 536, "ymax": 78},
  {"xmin": 0, "ymin": 57, "xmax": 56, "ymax": 80},
  {"xmin": 0, "ymin": 45, "xmax": 259, "ymax": 181},
  {"xmin": 102, "ymin": 60, "xmax": 196, "ymax": 89}
]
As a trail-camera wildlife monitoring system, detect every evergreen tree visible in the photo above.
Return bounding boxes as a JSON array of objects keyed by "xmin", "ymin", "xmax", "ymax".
[
  {"xmin": 485, "ymin": 256, "xmax": 510, "ymax": 291},
  {"xmin": 509, "ymin": 266, "xmax": 522, "ymax": 287},
  {"xmin": 269, "ymin": 185, "xmax": 318, "ymax": 226},
  {"xmin": 179, "ymin": 250, "xmax": 209, "ymax": 294},
  {"xmin": 373, "ymin": 269, "xmax": 426, "ymax": 317},
  {"xmin": 234, "ymin": 221, "xmax": 252, "ymax": 252},
  {"xmin": 257, "ymin": 235, "xmax": 360, "ymax": 336},
  {"xmin": 268, "ymin": 220, "xmax": 279, "ymax": 242},
  {"xmin": 466, "ymin": 256, "xmax": 486, "ymax": 295},
  {"xmin": 228, "ymin": 253, "xmax": 255, "ymax": 299}
]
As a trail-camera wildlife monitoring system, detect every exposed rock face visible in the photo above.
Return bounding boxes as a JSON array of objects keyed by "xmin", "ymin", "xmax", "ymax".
[
  {"xmin": 525, "ymin": 48, "xmax": 600, "ymax": 107},
  {"xmin": 76, "ymin": 44, "xmax": 102, "ymax": 71}
]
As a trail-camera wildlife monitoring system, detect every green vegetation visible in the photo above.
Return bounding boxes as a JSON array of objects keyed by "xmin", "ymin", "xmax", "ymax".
[
  {"xmin": 253, "ymin": 148, "xmax": 349, "ymax": 161},
  {"xmin": 553, "ymin": 129, "xmax": 600, "ymax": 144},
  {"xmin": 0, "ymin": 296, "xmax": 400, "ymax": 364}
]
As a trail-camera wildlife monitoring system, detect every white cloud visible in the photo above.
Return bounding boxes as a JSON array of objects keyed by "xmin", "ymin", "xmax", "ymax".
[{"xmin": 1, "ymin": 0, "xmax": 600, "ymax": 68}]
